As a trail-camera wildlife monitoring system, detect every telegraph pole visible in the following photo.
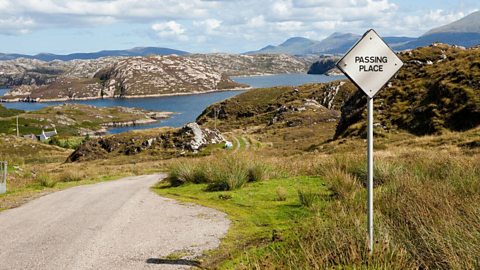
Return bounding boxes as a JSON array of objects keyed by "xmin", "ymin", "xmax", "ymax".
[{"xmin": 16, "ymin": 115, "xmax": 19, "ymax": 137}]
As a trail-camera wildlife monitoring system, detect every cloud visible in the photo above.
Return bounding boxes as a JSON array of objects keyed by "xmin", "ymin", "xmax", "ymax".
[
  {"xmin": 152, "ymin": 21, "xmax": 188, "ymax": 41},
  {"xmin": 0, "ymin": 17, "xmax": 35, "ymax": 35},
  {"xmin": 0, "ymin": 0, "xmax": 477, "ymax": 53}
]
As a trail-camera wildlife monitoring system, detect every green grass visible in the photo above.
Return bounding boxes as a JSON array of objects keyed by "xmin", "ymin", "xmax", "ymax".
[{"xmin": 153, "ymin": 176, "xmax": 329, "ymax": 269}]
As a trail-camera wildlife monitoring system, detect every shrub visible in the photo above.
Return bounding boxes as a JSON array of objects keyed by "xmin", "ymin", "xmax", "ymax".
[
  {"xmin": 275, "ymin": 186, "xmax": 287, "ymax": 201},
  {"xmin": 38, "ymin": 173, "xmax": 57, "ymax": 188}
]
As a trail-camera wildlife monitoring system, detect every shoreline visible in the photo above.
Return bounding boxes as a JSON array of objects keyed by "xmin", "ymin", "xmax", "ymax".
[{"xmin": 0, "ymin": 86, "xmax": 251, "ymax": 103}]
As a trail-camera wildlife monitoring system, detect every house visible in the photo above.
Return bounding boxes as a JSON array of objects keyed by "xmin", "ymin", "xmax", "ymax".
[{"xmin": 37, "ymin": 129, "xmax": 57, "ymax": 142}]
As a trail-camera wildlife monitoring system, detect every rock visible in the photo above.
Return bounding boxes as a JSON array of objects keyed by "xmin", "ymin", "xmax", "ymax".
[{"xmin": 181, "ymin": 122, "xmax": 225, "ymax": 151}]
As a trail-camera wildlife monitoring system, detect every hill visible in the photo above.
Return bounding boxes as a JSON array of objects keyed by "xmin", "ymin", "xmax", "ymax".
[
  {"xmin": 0, "ymin": 54, "xmax": 311, "ymax": 101},
  {"xmin": 335, "ymin": 43, "xmax": 480, "ymax": 138},
  {"xmin": 0, "ymin": 47, "xmax": 189, "ymax": 62}
]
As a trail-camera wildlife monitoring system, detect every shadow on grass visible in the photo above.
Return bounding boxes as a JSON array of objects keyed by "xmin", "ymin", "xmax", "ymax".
[{"xmin": 146, "ymin": 258, "xmax": 201, "ymax": 267}]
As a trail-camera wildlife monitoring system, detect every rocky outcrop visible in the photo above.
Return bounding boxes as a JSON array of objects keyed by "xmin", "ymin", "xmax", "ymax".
[
  {"xmin": 67, "ymin": 122, "xmax": 226, "ymax": 162},
  {"xmin": 180, "ymin": 122, "xmax": 225, "ymax": 151},
  {"xmin": 307, "ymin": 57, "xmax": 340, "ymax": 75}
]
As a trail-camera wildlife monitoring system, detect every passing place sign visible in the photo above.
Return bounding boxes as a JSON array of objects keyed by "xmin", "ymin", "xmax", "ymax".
[{"xmin": 336, "ymin": 29, "xmax": 403, "ymax": 98}]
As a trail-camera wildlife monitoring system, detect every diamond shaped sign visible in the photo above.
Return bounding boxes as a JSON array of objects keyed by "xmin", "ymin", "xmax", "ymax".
[{"xmin": 336, "ymin": 29, "xmax": 403, "ymax": 98}]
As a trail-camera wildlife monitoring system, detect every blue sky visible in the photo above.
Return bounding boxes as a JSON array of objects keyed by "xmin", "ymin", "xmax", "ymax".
[{"xmin": 0, "ymin": 0, "xmax": 478, "ymax": 55}]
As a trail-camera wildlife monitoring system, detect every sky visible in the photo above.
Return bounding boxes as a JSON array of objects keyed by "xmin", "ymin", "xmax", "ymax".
[{"xmin": 0, "ymin": 0, "xmax": 478, "ymax": 55}]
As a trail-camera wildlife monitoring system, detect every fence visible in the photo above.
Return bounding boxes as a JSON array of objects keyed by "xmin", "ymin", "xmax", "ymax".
[{"xmin": 0, "ymin": 161, "xmax": 6, "ymax": 194}]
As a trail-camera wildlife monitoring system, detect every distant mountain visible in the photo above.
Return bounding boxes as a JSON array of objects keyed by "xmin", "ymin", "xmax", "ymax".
[
  {"xmin": 246, "ymin": 33, "xmax": 415, "ymax": 55},
  {"xmin": 0, "ymin": 47, "xmax": 189, "ymax": 62},
  {"xmin": 307, "ymin": 32, "xmax": 360, "ymax": 54},
  {"xmin": 246, "ymin": 37, "xmax": 317, "ymax": 55},
  {"xmin": 247, "ymin": 11, "xmax": 480, "ymax": 55},
  {"xmin": 424, "ymin": 11, "xmax": 480, "ymax": 35},
  {"xmin": 393, "ymin": 11, "xmax": 480, "ymax": 50}
]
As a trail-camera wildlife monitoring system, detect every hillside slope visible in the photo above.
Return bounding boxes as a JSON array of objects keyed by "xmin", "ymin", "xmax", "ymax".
[{"xmin": 335, "ymin": 44, "xmax": 480, "ymax": 138}]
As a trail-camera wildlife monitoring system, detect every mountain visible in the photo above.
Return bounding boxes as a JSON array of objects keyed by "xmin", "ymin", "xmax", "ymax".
[
  {"xmin": 246, "ymin": 33, "xmax": 415, "ymax": 55},
  {"xmin": 395, "ymin": 11, "xmax": 480, "ymax": 50},
  {"xmin": 0, "ymin": 47, "xmax": 189, "ymax": 62},
  {"xmin": 246, "ymin": 37, "xmax": 317, "ymax": 55},
  {"xmin": 424, "ymin": 11, "xmax": 480, "ymax": 35}
]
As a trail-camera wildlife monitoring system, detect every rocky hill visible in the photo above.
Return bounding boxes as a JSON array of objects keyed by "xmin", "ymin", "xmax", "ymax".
[
  {"xmin": 67, "ymin": 122, "xmax": 225, "ymax": 162},
  {"xmin": 196, "ymin": 80, "xmax": 356, "ymax": 131},
  {"xmin": 335, "ymin": 43, "xmax": 480, "ymax": 138},
  {"xmin": 0, "ymin": 54, "xmax": 311, "ymax": 101},
  {"xmin": 188, "ymin": 53, "xmax": 311, "ymax": 76}
]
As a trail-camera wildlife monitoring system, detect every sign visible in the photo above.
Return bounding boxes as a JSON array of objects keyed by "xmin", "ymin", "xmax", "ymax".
[
  {"xmin": 336, "ymin": 29, "xmax": 403, "ymax": 98},
  {"xmin": 335, "ymin": 29, "xmax": 403, "ymax": 253}
]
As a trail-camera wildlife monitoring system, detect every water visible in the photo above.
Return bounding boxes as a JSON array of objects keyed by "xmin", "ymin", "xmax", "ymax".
[
  {"xmin": 0, "ymin": 73, "xmax": 343, "ymax": 133},
  {"xmin": 0, "ymin": 89, "xmax": 8, "ymax": 96}
]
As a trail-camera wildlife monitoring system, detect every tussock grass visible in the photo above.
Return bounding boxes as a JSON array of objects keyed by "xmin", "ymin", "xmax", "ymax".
[
  {"xmin": 37, "ymin": 173, "xmax": 58, "ymax": 188},
  {"xmin": 255, "ymin": 148, "xmax": 480, "ymax": 269},
  {"xmin": 167, "ymin": 153, "xmax": 276, "ymax": 191},
  {"xmin": 58, "ymin": 171, "xmax": 85, "ymax": 182}
]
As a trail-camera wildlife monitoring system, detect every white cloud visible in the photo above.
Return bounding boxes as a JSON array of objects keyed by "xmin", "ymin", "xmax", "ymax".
[
  {"xmin": 0, "ymin": 17, "xmax": 35, "ymax": 35},
  {"xmin": 0, "ymin": 0, "xmax": 477, "ymax": 52},
  {"xmin": 194, "ymin": 19, "xmax": 222, "ymax": 35},
  {"xmin": 152, "ymin": 21, "xmax": 188, "ymax": 41}
]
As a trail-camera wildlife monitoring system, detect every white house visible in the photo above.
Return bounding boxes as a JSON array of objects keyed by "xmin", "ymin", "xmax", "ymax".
[{"xmin": 38, "ymin": 128, "xmax": 57, "ymax": 142}]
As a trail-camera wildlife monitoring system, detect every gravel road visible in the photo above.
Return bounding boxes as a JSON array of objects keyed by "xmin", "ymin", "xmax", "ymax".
[{"xmin": 0, "ymin": 174, "xmax": 230, "ymax": 270}]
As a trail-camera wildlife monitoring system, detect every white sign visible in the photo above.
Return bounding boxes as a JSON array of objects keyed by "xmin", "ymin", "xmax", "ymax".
[{"xmin": 336, "ymin": 29, "xmax": 403, "ymax": 98}]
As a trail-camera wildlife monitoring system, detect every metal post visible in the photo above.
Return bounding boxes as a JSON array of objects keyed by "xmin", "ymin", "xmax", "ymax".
[
  {"xmin": 0, "ymin": 162, "xmax": 6, "ymax": 194},
  {"xmin": 367, "ymin": 97, "xmax": 374, "ymax": 253}
]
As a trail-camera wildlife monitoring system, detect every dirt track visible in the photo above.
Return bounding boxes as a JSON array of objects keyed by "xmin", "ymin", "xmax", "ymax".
[{"xmin": 0, "ymin": 174, "xmax": 229, "ymax": 270}]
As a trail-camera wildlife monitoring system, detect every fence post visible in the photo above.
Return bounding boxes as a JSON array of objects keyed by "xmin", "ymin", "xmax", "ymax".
[{"xmin": 0, "ymin": 162, "xmax": 6, "ymax": 194}]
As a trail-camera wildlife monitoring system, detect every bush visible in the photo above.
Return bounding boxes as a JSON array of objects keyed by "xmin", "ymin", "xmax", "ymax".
[{"xmin": 38, "ymin": 173, "xmax": 57, "ymax": 188}]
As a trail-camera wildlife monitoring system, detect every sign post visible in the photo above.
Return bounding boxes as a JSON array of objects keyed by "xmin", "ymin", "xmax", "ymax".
[{"xmin": 336, "ymin": 29, "xmax": 403, "ymax": 253}]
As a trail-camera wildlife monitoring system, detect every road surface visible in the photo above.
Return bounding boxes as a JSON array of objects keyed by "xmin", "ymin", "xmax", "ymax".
[{"xmin": 0, "ymin": 174, "xmax": 230, "ymax": 270}]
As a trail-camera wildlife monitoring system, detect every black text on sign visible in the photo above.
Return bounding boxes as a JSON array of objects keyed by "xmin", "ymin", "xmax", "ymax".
[{"xmin": 355, "ymin": 56, "xmax": 387, "ymax": 72}]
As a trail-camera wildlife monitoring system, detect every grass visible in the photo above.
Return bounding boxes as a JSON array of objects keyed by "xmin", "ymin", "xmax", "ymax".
[
  {"xmin": 167, "ymin": 153, "xmax": 275, "ymax": 191},
  {"xmin": 154, "ymin": 176, "xmax": 329, "ymax": 269}
]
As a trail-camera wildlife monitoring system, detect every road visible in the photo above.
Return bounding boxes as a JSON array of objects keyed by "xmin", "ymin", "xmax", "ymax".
[{"xmin": 0, "ymin": 174, "xmax": 230, "ymax": 270}]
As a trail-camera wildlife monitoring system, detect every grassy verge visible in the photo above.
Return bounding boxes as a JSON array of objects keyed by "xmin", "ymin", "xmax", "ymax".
[{"xmin": 153, "ymin": 176, "xmax": 329, "ymax": 269}]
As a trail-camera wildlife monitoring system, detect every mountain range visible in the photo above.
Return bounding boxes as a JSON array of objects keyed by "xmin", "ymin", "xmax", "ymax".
[
  {"xmin": 246, "ymin": 11, "xmax": 480, "ymax": 55},
  {"xmin": 0, "ymin": 47, "xmax": 189, "ymax": 61}
]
